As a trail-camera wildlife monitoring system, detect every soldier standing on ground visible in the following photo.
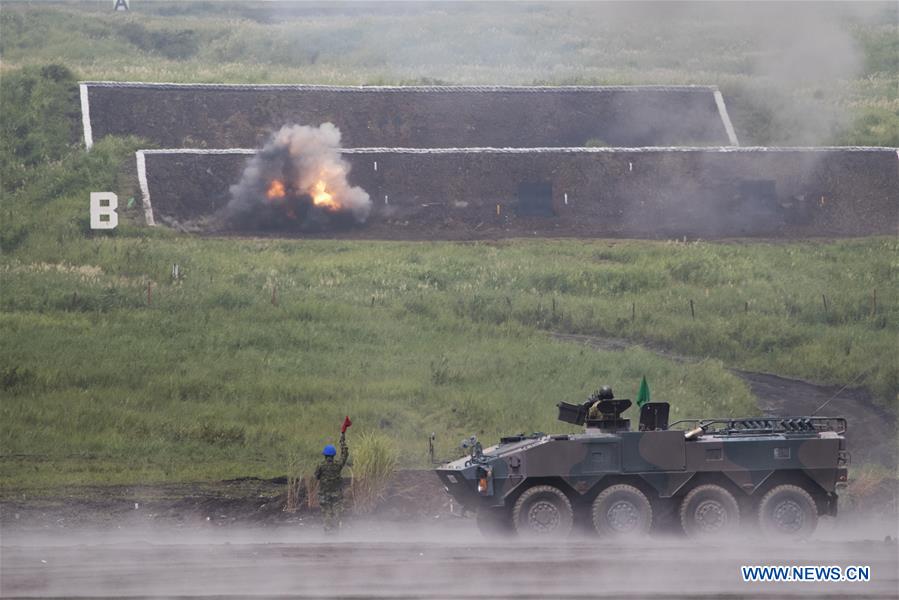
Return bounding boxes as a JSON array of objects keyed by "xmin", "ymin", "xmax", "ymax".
[{"xmin": 315, "ymin": 418, "xmax": 351, "ymax": 531}]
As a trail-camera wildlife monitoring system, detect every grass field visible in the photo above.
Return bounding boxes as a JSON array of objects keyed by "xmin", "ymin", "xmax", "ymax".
[
  {"xmin": 1, "ymin": 2, "xmax": 897, "ymax": 490},
  {"xmin": 3, "ymin": 225, "xmax": 896, "ymax": 488}
]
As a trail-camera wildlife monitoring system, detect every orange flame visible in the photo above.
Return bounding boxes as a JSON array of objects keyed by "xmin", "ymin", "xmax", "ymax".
[
  {"xmin": 312, "ymin": 180, "xmax": 340, "ymax": 211},
  {"xmin": 267, "ymin": 180, "xmax": 286, "ymax": 200}
]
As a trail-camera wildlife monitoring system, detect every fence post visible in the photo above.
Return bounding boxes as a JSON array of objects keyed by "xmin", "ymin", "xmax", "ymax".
[{"xmin": 689, "ymin": 299, "xmax": 695, "ymax": 320}]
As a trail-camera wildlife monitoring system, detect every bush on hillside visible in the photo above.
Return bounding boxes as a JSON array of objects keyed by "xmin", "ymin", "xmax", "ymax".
[
  {"xmin": 839, "ymin": 107, "xmax": 899, "ymax": 147},
  {"xmin": 0, "ymin": 64, "xmax": 79, "ymax": 192},
  {"xmin": 117, "ymin": 22, "xmax": 199, "ymax": 61}
]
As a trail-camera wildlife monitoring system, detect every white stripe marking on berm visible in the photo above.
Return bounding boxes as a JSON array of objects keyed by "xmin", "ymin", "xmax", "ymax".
[
  {"xmin": 135, "ymin": 151, "xmax": 155, "ymax": 226},
  {"xmin": 80, "ymin": 84, "xmax": 93, "ymax": 150},
  {"xmin": 713, "ymin": 90, "xmax": 739, "ymax": 147}
]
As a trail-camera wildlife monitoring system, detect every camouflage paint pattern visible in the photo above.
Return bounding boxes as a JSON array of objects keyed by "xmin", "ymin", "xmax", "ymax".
[{"xmin": 436, "ymin": 408, "xmax": 847, "ymax": 520}]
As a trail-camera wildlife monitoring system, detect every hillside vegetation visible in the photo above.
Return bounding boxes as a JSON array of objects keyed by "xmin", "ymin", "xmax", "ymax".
[
  {"xmin": 1, "ymin": 5, "xmax": 897, "ymax": 489},
  {"xmin": 0, "ymin": 1, "xmax": 897, "ymax": 146}
]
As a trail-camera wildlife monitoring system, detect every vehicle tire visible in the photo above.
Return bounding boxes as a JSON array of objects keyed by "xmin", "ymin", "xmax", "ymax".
[
  {"xmin": 476, "ymin": 507, "xmax": 513, "ymax": 538},
  {"xmin": 680, "ymin": 484, "xmax": 741, "ymax": 537},
  {"xmin": 591, "ymin": 484, "xmax": 653, "ymax": 537},
  {"xmin": 512, "ymin": 485, "xmax": 573, "ymax": 539},
  {"xmin": 757, "ymin": 484, "xmax": 818, "ymax": 539}
]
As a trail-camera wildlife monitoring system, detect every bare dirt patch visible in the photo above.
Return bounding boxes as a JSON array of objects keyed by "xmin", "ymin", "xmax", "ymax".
[{"xmin": 0, "ymin": 471, "xmax": 449, "ymax": 532}]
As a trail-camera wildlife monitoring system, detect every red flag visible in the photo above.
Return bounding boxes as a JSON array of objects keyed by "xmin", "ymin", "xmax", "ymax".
[{"xmin": 341, "ymin": 416, "xmax": 352, "ymax": 433}]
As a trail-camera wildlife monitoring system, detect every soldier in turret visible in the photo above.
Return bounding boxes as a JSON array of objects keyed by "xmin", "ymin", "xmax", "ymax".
[
  {"xmin": 587, "ymin": 385, "xmax": 614, "ymax": 420},
  {"xmin": 315, "ymin": 430, "xmax": 349, "ymax": 532}
]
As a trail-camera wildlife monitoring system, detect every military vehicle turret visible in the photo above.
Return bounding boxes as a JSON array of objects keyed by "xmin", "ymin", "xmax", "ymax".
[{"xmin": 436, "ymin": 388, "xmax": 848, "ymax": 539}]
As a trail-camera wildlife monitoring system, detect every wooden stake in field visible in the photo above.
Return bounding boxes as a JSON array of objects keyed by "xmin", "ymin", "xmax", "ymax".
[
  {"xmin": 871, "ymin": 289, "xmax": 877, "ymax": 317},
  {"xmin": 689, "ymin": 299, "xmax": 695, "ymax": 320},
  {"xmin": 146, "ymin": 282, "xmax": 152, "ymax": 306},
  {"xmin": 631, "ymin": 302, "xmax": 636, "ymax": 322},
  {"xmin": 822, "ymin": 294, "xmax": 828, "ymax": 314},
  {"xmin": 271, "ymin": 285, "xmax": 278, "ymax": 306}
]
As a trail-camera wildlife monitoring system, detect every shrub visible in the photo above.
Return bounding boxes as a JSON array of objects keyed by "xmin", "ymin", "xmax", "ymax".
[
  {"xmin": 117, "ymin": 23, "xmax": 199, "ymax": 61},
  {"xmin": 838, "ymin": 107, "xmax": 899, "ymax": 147},
  {"xmin": 1, "ymin": 366, "xmax": 36, "ymax": 392},
  {"xmin": 0, "ymin": 64, "xmax": 78, "ymax": 192}
]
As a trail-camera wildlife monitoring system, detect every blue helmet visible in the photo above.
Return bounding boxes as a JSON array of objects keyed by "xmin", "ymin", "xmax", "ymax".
[{"xmin": 322, "ymin": 444, "xmax": 337, "ymax": 456}]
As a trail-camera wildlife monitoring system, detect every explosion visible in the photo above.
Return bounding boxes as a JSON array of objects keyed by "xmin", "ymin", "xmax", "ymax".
[
  {"xmin": 266, "ymin": 180, "xmax": 286, "ymax": 200},
  {"xmin": 312, "ymin": 180, "xmax": 338, "ymax": 210},
  {"xmin": 222, "ymin": 123, "xmax": 371, "ymax": 230}
]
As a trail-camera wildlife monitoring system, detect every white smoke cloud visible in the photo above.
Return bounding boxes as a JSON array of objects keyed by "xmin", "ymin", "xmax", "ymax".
[{"xmin": 222, "ymin": 123, "xmax": 371, "ymax": 229}]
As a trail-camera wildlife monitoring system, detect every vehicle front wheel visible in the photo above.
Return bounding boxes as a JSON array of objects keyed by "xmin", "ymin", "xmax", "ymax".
[
  {"xmin": 680, "ymin": 484, "xmax": 741, "ymax": 537},
  {"xmin": 592, "ymin": 484, "xmax": 653, "ymax": 537},
  {"xmin": 512, "ymin": 485, "xmax": 573, "ymax": 539},
  {"xmin": 758, "ymin": 484, "xmax": 818, "ymax": 539}
]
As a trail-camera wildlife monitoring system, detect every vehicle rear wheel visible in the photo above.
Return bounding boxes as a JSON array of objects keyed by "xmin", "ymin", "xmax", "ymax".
[
  {"xmin": 476, "ymin": 507, "xmax": 513, "ymax": 538},
  {"xmin": 758, "ymin": 484, "xmax": 818, "ymax": 539},
  {"xmin": 512, "ymin": 485, "xmax": 573, "ymax": 539},
  {"xmin": 591, "ymin": 484, "xmax": 653, "ymax": 537},
  {"xmin": 680, "ymin": 484, "xmax": 740, "ymax": 537}
]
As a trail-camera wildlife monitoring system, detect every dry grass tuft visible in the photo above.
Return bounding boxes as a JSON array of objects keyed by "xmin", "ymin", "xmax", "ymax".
[{"xmin": 349, "ymin": 432, "xmax": 397, "ymax": 514}]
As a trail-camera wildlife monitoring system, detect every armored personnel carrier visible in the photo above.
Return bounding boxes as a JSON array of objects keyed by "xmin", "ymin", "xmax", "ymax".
[{"xmin": 436, "ymin": 388, "xmax": 848, "ymax": 539}]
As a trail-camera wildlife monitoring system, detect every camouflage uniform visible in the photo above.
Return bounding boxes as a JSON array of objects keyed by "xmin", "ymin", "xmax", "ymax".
[{"xmin": 315, "ymin": 433, "xmax": 349, "ymax": 531}]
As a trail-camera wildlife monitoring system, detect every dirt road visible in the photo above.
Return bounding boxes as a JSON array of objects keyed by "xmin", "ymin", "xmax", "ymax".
[{"xmin": 2, "ymin": 519, "xmax": 897, "ymax": 599}]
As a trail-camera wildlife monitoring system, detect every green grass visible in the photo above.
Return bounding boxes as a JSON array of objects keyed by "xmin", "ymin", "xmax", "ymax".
[
  {"xmin": 2, "ymin": 228, "xmax": 896, "ymax": 489},
  {"xmin": 1, "ymin": 6, "xmax": 897, "ymax": 491}
]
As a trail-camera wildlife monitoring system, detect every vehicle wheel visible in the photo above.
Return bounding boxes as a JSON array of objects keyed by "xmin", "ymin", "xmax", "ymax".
[
  {"xmin": 680, "ymin": 484, "xmax": 740, "ymax": 537},
  {"xmin": 592, "ymin": 484, "xmax": 653, "ymax": 537},
  {"xmin": 512, "ymin": 485, "xmax": 573, "ymax": 539},
  {"xmin": 476, "ymin": 507, "xmax": 513, "ymax": 538},
  {"xmin": 758, "ymin": 484, "xmax": 818, "ymax": 539}
]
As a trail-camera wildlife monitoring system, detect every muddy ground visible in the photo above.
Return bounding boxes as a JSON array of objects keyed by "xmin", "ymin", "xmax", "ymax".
[
  {"xmin": 0, "ymin": 470, "xmax": 450, "ymax": 532},
  {"xmin": 3, "ymin": 521, "xmax": 898, "ymax": 598}
]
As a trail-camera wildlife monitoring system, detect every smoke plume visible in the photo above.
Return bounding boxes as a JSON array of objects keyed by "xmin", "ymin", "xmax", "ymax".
[{"xmin": 222, "ymin": 123, "xmax": 370, "ymax": 230}]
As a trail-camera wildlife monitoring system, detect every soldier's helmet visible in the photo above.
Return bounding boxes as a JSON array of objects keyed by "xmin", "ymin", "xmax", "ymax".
[
  {"xmin": 322, "ymin": 444, "xmax": 337, "ymax": 456},
  {"xmin": 597, "ymin": 386, "xmax": 614, "ymax": 400}
]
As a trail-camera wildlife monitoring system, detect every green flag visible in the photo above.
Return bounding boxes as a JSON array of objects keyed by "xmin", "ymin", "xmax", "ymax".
[{"xmin": 637, "ymin": 376, "xmax": 650, "ymax": 408}]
